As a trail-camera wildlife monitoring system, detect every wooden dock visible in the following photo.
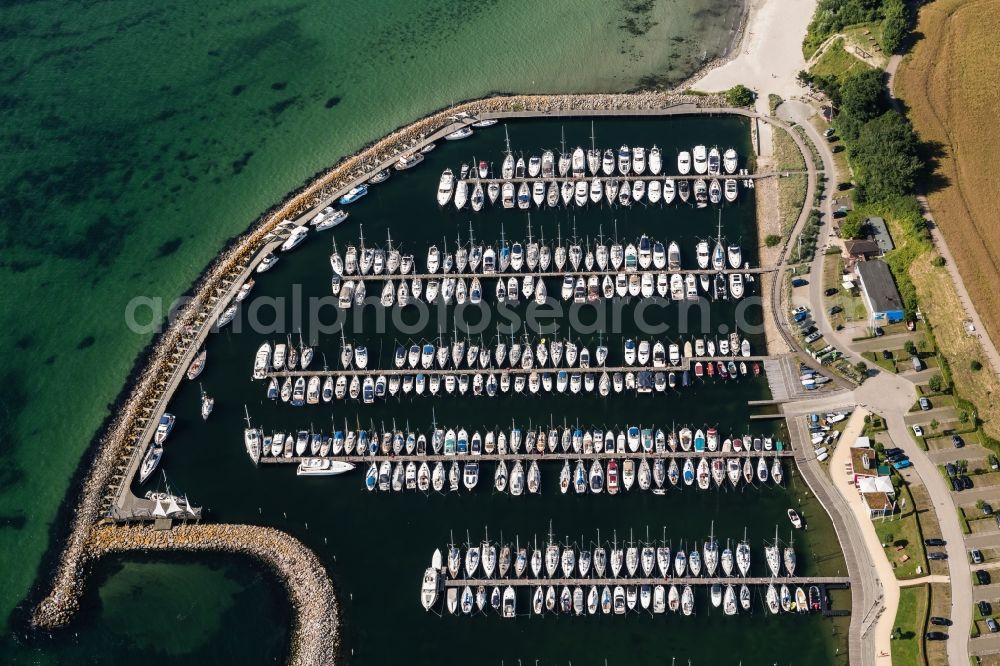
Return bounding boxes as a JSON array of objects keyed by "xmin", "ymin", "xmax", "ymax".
[
  {"xmin": 457, "ymin": 173, "xmax": 769, "ymax": 185},
  {"xmin": 337, "ymin": 267, "xmax": 775, "ymax": 281},
  {"xmin": 441, "ymin": 575, "xmax": 849, "ymax": 588},
  {"xmin": 259, "ymin": 449, "xmax": 794, "ymax": 465},
  {"xmin": 263, "ymin": 357, "xmax": 771, "ymax": 379}
]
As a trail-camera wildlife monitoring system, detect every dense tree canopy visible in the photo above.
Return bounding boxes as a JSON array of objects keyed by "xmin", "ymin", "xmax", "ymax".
[
  {"xmin": 725, "ymin": 85, "xmax": 756, "ymax": 107},
  {"xmin": 807, "ymin": 0, "xmax": 886, "ymax": 42},
  {"xmin": 880, "ymin": 0, "xmax": 909, "ymax": 53},
  {"xmin": 838, "ymin": 68, "xmax": 887, "ymax": 140},
  {"xmin": 838, "ymin": 214, "xmax": 865, "ymax": 239},
  {"xmin": 849, "ymin": 110, "xmax": 922, "ymax": 201}
]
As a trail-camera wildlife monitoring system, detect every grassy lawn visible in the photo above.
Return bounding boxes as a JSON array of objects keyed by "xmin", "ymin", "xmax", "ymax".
[
  {"xmin": 891, "ymin": 584, "xmax": 929, "ymax": 666},
  {"xmin": 874, "ymin": 485, "xmax": 928, "ymax": 579},
  {"xmin": 810, "ymin": 40, "xmax": 873, "ymax": 83},
  {"xmin": 772, "ymin": 124, "xmax": 808, "ymax": 237},
  {"xmin": 822, "ymin": 253, "xmax": 868, "ymax": 326},
  {"xmin": 927, "ymin": 583, "xmax": 950, "ymax": 666},
  {"xmin": 959, "ymin": 507, "xmax": 971, "ymax": 535},
  {"xmin": 863, "ymin": 350, "xmax": 897, "ymax": 373},
  {"xmin": 909, "ymin": 482, "xmax": 948, "ymax": 576},
  {"xmin": 842, "ymin": 22, "xmax": 889, "ymax": 66}
]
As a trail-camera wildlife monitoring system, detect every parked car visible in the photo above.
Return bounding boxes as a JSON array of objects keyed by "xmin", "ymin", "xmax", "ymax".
[
  {"xmin": 882, "ymin": 350, "xmax": 893, "ymax": 360},
  {"xmin": 873, "ymin": 326, "xmax": 884, "ymax": 336},
  {"xmin": 982, "ymin": 503, "xmax": 993, "ymax": 516},
  {"xmin": 924, "ymin": 538, "xmax": 946, "ymax": 547},
  {"xmin": 919, "ymin": 397, "xmax": 931, "ymax": 411},
  {"xmin": 945, "ymin": 463, "xmax": 957, "ymax": 477},
  {"xmin": 991, "ymin": 455, "xmax": 1000, "ymax": 471},
  {"xmin": 925, "ymin": 632, "xmax": 948, "ymax": 641},
  {"xmin": 951, "ymin": 435, "xmax": 964, "ymax": 448},
  {"xmin": 892, "ymin": 459, "xmax": 912, "ymax": 470},
  {"xmin": 929, "ymin": 617, "xmax": 952, "ymax": 626},
  {"xmin": 971, "ymin": 549, "xmax": 984, "ymax": 564},
  {"xmin": 994, "ymin": 514, "xmax": 1000, "ymax": 529},
  {"xmin": 987, "ymin": 618, "xmax": 999, "ymax": 634},
  {"xmin": 791, "ymin": 278, "xmax": 809, "ymax": 287},
  {"xmin": 962, "ymin": 476, "xmax": 974, "ymax": 490},
  {"xmin": 928, "ymin": 552, "xmax": 947, "ymax": 560},
  {"xmin": 887, "ymin": 454, "xmax": 908, "ymax": 464},
  {"xmin": 824, "ymin": 287, "xmax": 838, "ymax": 296},
  {"xmin": 979, "ymin": 600, "xmax": 993, "ymax": 615},
  {"xmin": 976, "ymin": 570, "xmax": 992, "ymax": 585},
  {"xmin": 805, "ymin": 331, "xmax": 824, "ymax": 344},
  {"xmin": 828, "ymin": 305, "xmax": 843, "ymax": 315},
  {"xmin": 824, "ymin": 128, "xmax": 836, "ymax": 138},
  {"xmin": 911, "ymin": 356, "xmax": 924, "ymax": 372},
  {"xmin": 912, "ymin": 424, "xmax": 923, "ymax": 437},
  {"xmin": 950, "ymin": 477, "xmax": 962, "ymax": 492},
  {"xmin": 885, "ymin": 447, "xmax": 903, "ymax": 457}
]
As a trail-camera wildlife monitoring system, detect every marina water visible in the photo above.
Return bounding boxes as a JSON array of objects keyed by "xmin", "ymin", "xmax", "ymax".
[{"xmin": 0, "ymin": 2, "xmax": 854, "ymax": 663}]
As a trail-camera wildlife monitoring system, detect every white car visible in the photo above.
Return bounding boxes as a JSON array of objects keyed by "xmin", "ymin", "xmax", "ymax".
[{"xmin": 912, "ymin": 424, "xmax": 924, "ymax": 437}]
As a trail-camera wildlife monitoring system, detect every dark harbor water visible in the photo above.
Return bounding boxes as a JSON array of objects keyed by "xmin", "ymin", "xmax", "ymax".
[
  {"xmin": 0, "ymin": 4, "xmax": 751, "ymax": 649},
  {"xmin": 116, "ymin": 117, "xmax": 849, "ymax": 665}
]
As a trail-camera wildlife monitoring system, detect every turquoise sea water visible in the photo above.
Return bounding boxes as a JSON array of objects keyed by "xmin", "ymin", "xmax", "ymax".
[{"xmin": 0, "ymin": 0, "xmax": 785, "ymax": 662}]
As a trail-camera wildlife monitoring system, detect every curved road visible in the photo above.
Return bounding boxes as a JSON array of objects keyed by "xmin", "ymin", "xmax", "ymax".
[{"xmin": 775, "ymin": 97, "xmax": 973, "ymax": 664}]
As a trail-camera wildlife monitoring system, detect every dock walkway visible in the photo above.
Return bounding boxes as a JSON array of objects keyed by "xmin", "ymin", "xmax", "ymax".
[
  {"xmin": 459, "ymin": 173, "xmax": 776, "ymax": 185},
  {"xmin": 340, "ymin": 267, "xmax": 775, "ymax": 281},
  {"xmin": 264, "ymin": 357, "xmax": 771, "ymax": 379},
  {"xmin": 443, "ymin": 575, "xmax": 848, "ymax": 588},
  {"xmin": 260, "ymin": 449, "xmax": 794, "ymax": 465}
]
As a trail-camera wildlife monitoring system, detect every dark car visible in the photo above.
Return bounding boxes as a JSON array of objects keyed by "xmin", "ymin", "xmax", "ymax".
[
  {"xmin": 994, "ymin": 514, "xmax": 1000, "ymax": 529},
  {"xmin": 874, "ymin": 326, "xmax": 884, "ymax": 336},
  {"xmin": 829, "ymin": 305, "xmax": 843, "ymax": 315},
  {"xmin": 928, "ymin": 552, "xmax": 948, "ymax": 560},
  {"xmin": 952, "ymin": 435, "xmax": 964, "ymax": 448},
  {"xmin": 971, "ymin": 549, "xmax": 984, "ymax": 564},
  {"xmin": 925, "ymin": 632, "xmax": 948, "ymax": 641},
  {"xmin": 882, "ymin": 350, "xmax": 893, "ymax": 360},
  {"xmin": 824, "ymin": 287, "xmax": 838, "ymax": 297},
  {"xmin": 925, "ymin": 538, "xmax": 946, "ymax": 547},
  {"xmin": 888, "ymin": 454, "xmax": 908, "ymax": 464},
  {"xmin": 979, "ymin": 600, "xmax": 992, "ymax": 616},
  {"xmin": 929, "ymin": 617, "xmax": 952, "ymax": 626},
  {"xmin": 984, "ymin": 503, "xmax": 994, "ymax": 516},
  {"xmin": 945, "ymin": 463, "xmax": 957, "ymax": 477},
  {"xmin": 977, "ymin": 570, "xmax": 992, "ymax": 585},
  {"xmin": 791, "ymin": 278, "xmax": 809, "ymax": 287},
  {"xmin": 951, "ymin": 477, "xmax": 962, "ymax": 492},
  {"xmin": 885, "ymin": 447, "xmax": 903, "ymax": 456},
  {"xmin": 988, "ymin": 618, "xmax": 1000, "ymax": 633},
  {"xmin": 962, "ymin": 476, "xmax": 974, "ymax": 490}
]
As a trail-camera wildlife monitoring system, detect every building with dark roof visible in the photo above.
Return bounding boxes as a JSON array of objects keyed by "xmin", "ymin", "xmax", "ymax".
[
  {"xmin": 844, "ymin": 239, "xmax": 881, "ymax": 259},
  {"xmin": 865, "ymin": 217, "xmax": 895, "ymax": 253},
  {"xmin": 855, "ymin": 259, "xmax": 905, "ymax": 323}
]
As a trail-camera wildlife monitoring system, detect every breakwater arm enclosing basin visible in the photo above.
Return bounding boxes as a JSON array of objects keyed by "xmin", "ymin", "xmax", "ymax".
[{"xmin": 32, "ymin": 524, "xmax": 339, "ymax": 665}]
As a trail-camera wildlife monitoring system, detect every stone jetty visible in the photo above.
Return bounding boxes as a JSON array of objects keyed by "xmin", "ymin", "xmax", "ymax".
[
  {"xmin": 30, "ymin": 90, "xmax": 734, "ymax": 659},
  {"xmin": 33, "ymin": 524, "xmax": 339, "ymax": 665}
]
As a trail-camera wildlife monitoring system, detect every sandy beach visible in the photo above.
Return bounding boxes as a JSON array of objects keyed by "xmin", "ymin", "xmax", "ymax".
[{"xmin": 691, "ymin": 0, "xmax": 817, "ymax": 103}]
